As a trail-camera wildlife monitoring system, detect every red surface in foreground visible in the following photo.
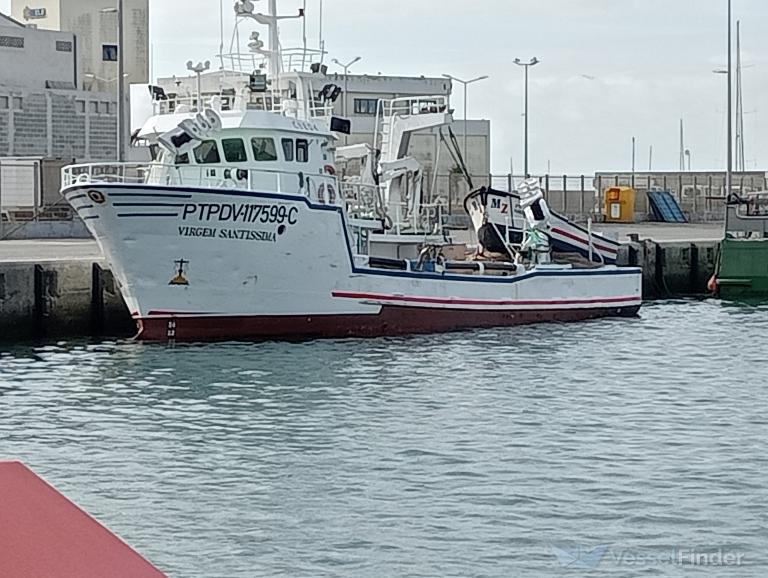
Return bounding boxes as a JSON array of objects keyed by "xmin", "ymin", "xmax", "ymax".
[{"xmin": 0, "ymin": 461, "xmax": 167, "ymax": 578}]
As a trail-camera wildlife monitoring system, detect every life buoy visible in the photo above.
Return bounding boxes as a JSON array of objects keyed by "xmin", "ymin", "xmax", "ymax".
[{"xmin": 317, "ymin": 183, "xmax": 337, "ymax": 204}]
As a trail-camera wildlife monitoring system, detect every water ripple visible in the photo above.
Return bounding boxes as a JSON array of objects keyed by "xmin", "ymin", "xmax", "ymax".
[{"xmin": 1, "ymin": 300, "xmax": 767, "ymax": 576}]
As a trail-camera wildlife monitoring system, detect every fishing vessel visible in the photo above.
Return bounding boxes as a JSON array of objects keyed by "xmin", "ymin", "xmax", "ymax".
[
  {"xmin": 709, "ymin": 192, "xmax": 768, "ymax": 300},
  {"xmin": 60, "ymin": 1, "xmax": 641, "ymax": 342},
  {"xmin": 464, "ymin": 187, "xmax": 621, "ymax": 263}
]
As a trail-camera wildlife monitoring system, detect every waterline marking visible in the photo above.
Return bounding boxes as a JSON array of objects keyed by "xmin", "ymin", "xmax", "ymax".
[{"xmin": 550, "ymin": 544, "xmax": 746, "ymax": 570}]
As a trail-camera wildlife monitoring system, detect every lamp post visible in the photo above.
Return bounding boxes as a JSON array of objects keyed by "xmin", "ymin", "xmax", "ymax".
[
  {"xmin": 101, "ymin": 1, "xmax": 125, "ymax": 161},
  {"xmin": 514, "ymin": 57, "xmax": 539, "ymax": 177},
  {"xmin": 441, "ymin": 74, "xmax": 489, "ymax": 173},
  {"xmin": 186, "ymin": 60, "xmax": 211, "ymax": 112},
  {"xmin": 332, "ymin": 56, "xmax": 361, "ymax": 117}
]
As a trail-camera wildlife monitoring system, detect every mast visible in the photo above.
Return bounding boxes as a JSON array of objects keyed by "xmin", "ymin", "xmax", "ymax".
[
  {"xmin": 267, "ymin": 0, "xmax": 281, "ymax": 77},
  {"xmin": 726, "ymin": 0, "xmax": 733, "ymax": 201},
  {"xmin": 735, "ymin": 20, "xmax": 745, "ymax": 173}
]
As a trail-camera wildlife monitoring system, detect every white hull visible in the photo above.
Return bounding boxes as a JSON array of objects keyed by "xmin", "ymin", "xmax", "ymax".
[{"xmin": 63, "ymin": 183, "xmax": 641, "ymax": 341}]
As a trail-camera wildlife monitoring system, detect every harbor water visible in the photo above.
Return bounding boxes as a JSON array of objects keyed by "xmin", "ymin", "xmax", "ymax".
[{"xmin": 1, "ymin": 300, "xmax": 767, "ymax": 577}]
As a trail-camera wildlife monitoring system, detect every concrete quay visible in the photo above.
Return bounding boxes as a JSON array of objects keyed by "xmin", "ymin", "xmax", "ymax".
[
  {"xmin": 0, "ymin": 224, "xmax": 724, "ymax": 340},
  {"xmin": 0, "ymin": 241, "xmax": 133, "ymax": 341}
]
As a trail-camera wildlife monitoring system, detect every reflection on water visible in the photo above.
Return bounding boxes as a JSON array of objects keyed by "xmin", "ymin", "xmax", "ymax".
[{"xmin": 1, "ymin": 300, "xmax": 767, "ymax": 577}]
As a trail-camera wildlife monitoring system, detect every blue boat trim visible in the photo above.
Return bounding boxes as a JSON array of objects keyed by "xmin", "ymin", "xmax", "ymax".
[
  {"xmin": 64, "ymin": 182, "xmax": 642, "ymax": 285},
  {"xmin": 83, "ymin": 215, "xmax": 100, "ymax": 220},
  {"xmin": 108, "ymin": 192, "xmax": 193, "ymax": 199},
  {"xmin": 72, "ymin": 204, "xmax": 95, "ymax": 211},
  {"xmin": 67, "ymin": 193, "xmax": 87, "ymax": 201},
  {"xmin": 112, "ymin": 202, "xmax": 187, "ymax": 208}
]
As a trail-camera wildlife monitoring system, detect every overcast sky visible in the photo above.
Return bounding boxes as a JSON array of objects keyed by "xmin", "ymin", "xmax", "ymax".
[{"xmin": 3, "ymin": 0, "xmax": 765, "ymax": 174}]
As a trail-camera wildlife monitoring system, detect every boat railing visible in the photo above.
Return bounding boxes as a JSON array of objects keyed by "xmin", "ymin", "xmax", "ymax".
[
  {"xmin": 152, "ymin": 93, "xmax": 250, "ymax": 116},
  {"xmin": 380, "ymin": 95, "xmax": 450, "ymax": 118},
  {"xmin": 341, "ymin": 180, "xmax": 447, "ymax": 234},
  {"xmin": 219, "ymin": 47, "xmax": 325, "ymax": 75},
  {"xmin": 342, "ymin": 182, "xmax": 387, "ymax": 218},
  {"xmin": 62, "ymin": 162, "xmax": 341, "ymax": 205},
  {"xmin": 390, "ymin": 201, "xmax": 447, "ymax": 236}
]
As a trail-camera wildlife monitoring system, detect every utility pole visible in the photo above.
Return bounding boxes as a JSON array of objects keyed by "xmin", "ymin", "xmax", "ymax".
[
  {"xmin": 679, "ymin": 118, "xmax": 685, "ymax": 171},
  {"xmin": 514, "ymin": 58, "xmax": 539, "ymax": 177},
  {"xmin": 117, "ymin": 0, "xmax": 125, "ymax": 161},
  {"xmin": 631, "ymin": 136, "xmax": 636, "ymax": 173},
  {"xmin": 648, "ymin": 145, "xmax": 653, "ymax": 171}
]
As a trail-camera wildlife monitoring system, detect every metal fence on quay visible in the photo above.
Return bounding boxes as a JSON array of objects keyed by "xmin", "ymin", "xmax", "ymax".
[{"xmin": 436, "ymin": 172, "xmax": 767, "ymax": 223}]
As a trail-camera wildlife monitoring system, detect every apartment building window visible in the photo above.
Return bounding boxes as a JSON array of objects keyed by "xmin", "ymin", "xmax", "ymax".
[
  {"xmin": 0, "ymin": 96, "xmax": 8, "ymax": 110},
  {"xmin": 12, "ymin": 97, "xmax": 22, "ymax": 110},
  {"xmin": 102, "ymin": 44, "xmax": 118, "ymax": 62},
  {"xmin": 56, "ymin": 40, "xmax": 73, "ymax": 52},
  {"xmin": 75, "ymin": 100, "xmax": 86, "ymax": 114},
  {"xmin": 0, "ymin": 36, "xmax": 25, "ymax": 49},
  {"xmin": 90, "ymin": 101, "xmax": 99, "ymax": 114},
  {"xmin": 354, "ymin": 98, "xmax": 378, "ymax": 115}
]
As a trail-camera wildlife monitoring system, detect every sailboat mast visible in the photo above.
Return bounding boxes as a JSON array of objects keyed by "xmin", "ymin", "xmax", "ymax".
[
  {"xmin": 726, "ymin": 0, "xmax": 733, "ymax": 200},
  {"xmin": 735, "ymin": 20, "xmax": 745, "ymax": 173}
]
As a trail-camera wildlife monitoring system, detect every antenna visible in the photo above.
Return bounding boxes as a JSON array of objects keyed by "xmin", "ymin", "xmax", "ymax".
[
  {"xmin": 301, "ymin": 0, "xmax": 307, "ymax": 71},
  {"xmin": 319, "ymin": 0, "xmax": 324, "ymax": 52},
  {"xmin": 218, "ymin": 0, "xmax": 224, "ymax": 69}
]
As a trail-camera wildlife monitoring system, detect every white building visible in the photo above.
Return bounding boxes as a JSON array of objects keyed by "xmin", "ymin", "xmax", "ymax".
[
  {"xmin": 0, "ymin": 12, "xmax": 117, "ymax": 161},
  {"xmin": 10, "ymin": 0, "xmax": 149, "ymax": 92}
]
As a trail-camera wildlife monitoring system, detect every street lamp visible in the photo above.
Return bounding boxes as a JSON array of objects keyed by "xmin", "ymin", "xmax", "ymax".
[
  {"xmin": 186, "ymin": 61, "xmax": 211, "ymax": 112},
  {"xmin": 441, "ymin": 74, "xmax": 489, "ymax": 173},
  {"xmin": 514, "ymin": 57, "xmax": 540, "ymax": 177},
  {"xmin": 332, "ymin": 56, "xmax": 361, "ymax": 117},
  {"xmin": 101, "ymin": 2, "xmax": 125, "ymax": 162}
]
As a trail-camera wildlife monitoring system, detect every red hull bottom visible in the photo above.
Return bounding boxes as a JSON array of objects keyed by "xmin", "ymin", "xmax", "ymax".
[{"xmin": 135, "ymin": 305, "xmax": 641, "ymax": 342}]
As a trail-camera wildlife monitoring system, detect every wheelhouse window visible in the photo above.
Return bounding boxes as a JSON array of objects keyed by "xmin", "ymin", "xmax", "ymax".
[
  {"xmin": 193, "ymin": 140, "xmax": 221, "ymax": 164},
  {"xmin": 175, "ymin": 153, "xmax": 190, "ymax": 165},
  {"xmin": 222, "ymin": 138, "xmax": 248, "ymax": 163},
  {"xmin": 296, "ymin": 139, "xmax": 309, "ymax": 163},
  {"xmin": 281, "ymin": 138, "xmax": 294, "ymax": 162},
  {"xmin": 251, "ymin": 137, "xmax": 278, "ymax": 161}
]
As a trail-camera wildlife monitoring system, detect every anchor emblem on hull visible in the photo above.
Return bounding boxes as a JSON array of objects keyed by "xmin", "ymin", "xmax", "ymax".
[{"xmin": 169, "ymin": 258, "xmax": 190, "ymax": 286}]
